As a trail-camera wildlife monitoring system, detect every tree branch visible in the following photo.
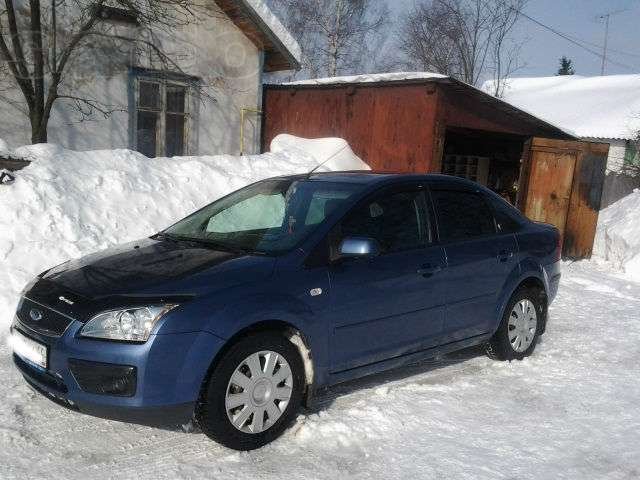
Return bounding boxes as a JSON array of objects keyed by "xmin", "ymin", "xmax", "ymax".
[
  {"xmin": 41, "ymin": 3, "xmax": 104, "ymax": 132},
  {"xmin": 56, "ymin": 94, "xmax": 126, "ymax": 120},
  {"xmin": 3, "ymin": 0, "xmax": 31, "ymax": 82}
]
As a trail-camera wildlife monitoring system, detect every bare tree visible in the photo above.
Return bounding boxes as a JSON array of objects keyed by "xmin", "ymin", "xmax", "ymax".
[
  {"xmin": 398, "ymin": 0, "xmax": 526, "ymax": 95},
  {"xmin": 269, "ymin": 0, "xmax": 388, "ymax": 79},
  {"xmin": 0, "ymin": 0, "xmax": 216, "ymax": 143}
]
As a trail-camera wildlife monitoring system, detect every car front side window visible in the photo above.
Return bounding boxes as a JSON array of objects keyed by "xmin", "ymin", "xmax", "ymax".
[{"xmin": 337, "ymin": 189, "xmax": 429, "ymax": 255}]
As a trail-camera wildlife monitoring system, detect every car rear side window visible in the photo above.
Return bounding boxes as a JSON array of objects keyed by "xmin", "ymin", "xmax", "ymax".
[
  {"xmin": 487, "ymin": 195, "xmax": 523, "ymax": 234},
  {"xmin": 431, "ymin": 189, "xmax": 496, "ymax": 242},
  {"xmin": 340, "ymin": 190, "xmax": 429, "ymax": 254}
]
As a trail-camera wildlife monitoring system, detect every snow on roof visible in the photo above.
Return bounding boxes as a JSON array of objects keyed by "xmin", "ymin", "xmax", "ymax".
[
  {"xmin": 483, "ymin": 74, "xmax": 640, "ymax": 140},
  {"xmin": 243, "ymin": 0, "xmax": 302, "ymax": 64},
  {"xmin": 284, "ymin": 72, "xmax": 448, "ymax": 86}
]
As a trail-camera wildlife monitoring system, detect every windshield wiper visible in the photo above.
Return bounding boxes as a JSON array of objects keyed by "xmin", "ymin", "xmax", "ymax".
[
  {"xmin": 189, "ymin": 237, "xmax": 248, "ymax": 254},
  {"xmin": 151, "ymin": 232, "xmax": 180, "ymax": 243}
]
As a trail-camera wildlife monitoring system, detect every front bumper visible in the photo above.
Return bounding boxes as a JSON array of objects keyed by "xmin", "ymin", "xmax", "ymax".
[{"xmin": 10, "ymin": 318, "xmax": 225, "ymax": 428}]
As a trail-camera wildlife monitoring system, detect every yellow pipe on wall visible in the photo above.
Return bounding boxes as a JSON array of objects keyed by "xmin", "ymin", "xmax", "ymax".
[{"xmin": 240, "ymin": 108, "xmax": 263, "ymax": 156}]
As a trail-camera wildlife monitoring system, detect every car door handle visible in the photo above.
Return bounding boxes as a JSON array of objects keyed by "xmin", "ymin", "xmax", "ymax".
[
  {"xmin": 497, "ymin": 250, "xmax": 514, "ymax": 263},
  {"xmin": 417, "ymin": 264, "xmax": 443, "ymax": 277}
]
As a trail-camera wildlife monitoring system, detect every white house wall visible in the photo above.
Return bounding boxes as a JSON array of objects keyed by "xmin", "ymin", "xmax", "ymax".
[
  {"xmin": 0, "ymin": 4, "xmax": 263, "ymax": 156},
  {"xmin": 591, "ymin": 138, "xmax": 629, "ymax": 173}
]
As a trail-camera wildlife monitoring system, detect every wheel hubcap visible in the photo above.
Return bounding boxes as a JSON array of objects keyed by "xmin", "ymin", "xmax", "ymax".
[
  {"xmin": 508, "ymin": 299, "xmax": 538, "ymax": 353},
  {"xmin": 225, "ymin": 350, "xmax": 293, "ymax": 434}
]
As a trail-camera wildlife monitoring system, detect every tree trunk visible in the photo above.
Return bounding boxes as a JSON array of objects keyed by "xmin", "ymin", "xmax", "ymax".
[
  {"xmin": 29, "ymin": 0, "xmax": 46, "ymax": 144},
  {"xmin": 30, "ymin": 111, "xmax": 48, "ymax": 143}
]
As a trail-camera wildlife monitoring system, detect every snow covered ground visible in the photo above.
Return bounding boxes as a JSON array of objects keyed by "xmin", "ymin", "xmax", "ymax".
[{"xmin": 1, "ymin": 260, "xmax": 639, "ymax": 479}]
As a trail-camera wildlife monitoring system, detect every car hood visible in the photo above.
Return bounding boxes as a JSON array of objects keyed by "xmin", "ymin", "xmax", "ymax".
[{"xmin": 30, "ymin": 237, "xmax": 276, "ymax": 320}]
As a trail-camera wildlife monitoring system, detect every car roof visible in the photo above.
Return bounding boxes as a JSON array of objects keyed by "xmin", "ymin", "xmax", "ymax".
[{"xmin": 273, "ymin": 171, "xmax": 482, "ymax": 188}]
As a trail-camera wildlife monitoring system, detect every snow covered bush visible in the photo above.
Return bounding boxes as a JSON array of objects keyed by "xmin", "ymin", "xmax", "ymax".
[{"xmin": 0, "ymin": 136, "xmax": 368, "ymax": 332}]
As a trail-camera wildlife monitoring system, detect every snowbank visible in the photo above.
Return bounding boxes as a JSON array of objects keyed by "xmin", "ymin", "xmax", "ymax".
[
  {"xmin": 0, "ymin": 136, "xmax": 368, "ymax": 330},
  {"xmin": 593, "ymin": 189, "xmax": 640, "ymax": 281},
  {"xmin": 482, "ymin": 74, "xmax": 640, "ymax": 140}
]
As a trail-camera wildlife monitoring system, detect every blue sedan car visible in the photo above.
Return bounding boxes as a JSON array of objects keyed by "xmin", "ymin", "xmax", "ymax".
[{"xmin": 10, "ymin": 172, "xmax": 561, "ymax": 450}]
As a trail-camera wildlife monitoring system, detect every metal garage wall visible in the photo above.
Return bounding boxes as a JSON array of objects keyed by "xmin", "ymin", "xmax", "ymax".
[{"xmin": 261, "ymin": 83, "xmax": 442, "ymax": 172}]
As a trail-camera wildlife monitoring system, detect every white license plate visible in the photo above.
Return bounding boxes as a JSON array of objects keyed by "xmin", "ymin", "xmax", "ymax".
[{"xmin": 10, "ymin": 329, "xmax": 48, "ymax": 369}]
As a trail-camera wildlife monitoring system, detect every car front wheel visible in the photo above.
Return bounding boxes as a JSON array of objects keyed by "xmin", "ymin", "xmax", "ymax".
[{"xmin": 196, "ymin": 331, "xmax": 305, "ymax": 450}]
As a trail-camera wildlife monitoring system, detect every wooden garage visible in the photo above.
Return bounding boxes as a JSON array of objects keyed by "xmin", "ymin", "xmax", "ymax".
[{"xmin": 261, "ymin": 75, "xmax": 609, "ymax": 260}]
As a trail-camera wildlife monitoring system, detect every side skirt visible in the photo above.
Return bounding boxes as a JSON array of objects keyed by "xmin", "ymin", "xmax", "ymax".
[{"xmin": 325, "ymin": 333, "xmax": 492, "ymax": 388}]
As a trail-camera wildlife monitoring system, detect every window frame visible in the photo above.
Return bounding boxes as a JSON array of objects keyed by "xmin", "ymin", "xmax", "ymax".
[
  {"xmin": 325, "ymin": 183, "xmax": 435, "ymax": 260},
  {"xmin": 427, "ymin": 184, "xmax": 500, "ymax": 245},
  {"xmin": 485, "ymin": 193, "xmax": 526, "ymax": 235},
  {"xmin": 133, "ymin": 75, "xmax": 192, "ymax": 158}
]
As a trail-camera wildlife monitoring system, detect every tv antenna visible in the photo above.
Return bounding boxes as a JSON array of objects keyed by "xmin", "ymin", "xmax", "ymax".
[{"xmin": 598, "ymin": 9, "xmax": 626, "ymax": 75}]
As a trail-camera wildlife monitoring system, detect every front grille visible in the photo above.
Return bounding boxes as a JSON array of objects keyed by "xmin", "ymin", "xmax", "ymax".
[{"xmin": 16, "ymin": 297, "xmax": 74, "ymax": 337}]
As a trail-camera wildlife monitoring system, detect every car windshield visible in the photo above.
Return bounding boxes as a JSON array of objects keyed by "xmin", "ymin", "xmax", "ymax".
[{"xmin": 162, "ymin": 178, "xmax": 362, "ymax": 254}]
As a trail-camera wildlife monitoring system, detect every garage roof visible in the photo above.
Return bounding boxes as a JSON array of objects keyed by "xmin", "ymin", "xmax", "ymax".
[
  {"xmin": 274, "ymin": 72, "xmax": 576, "ymax": 140},
  {"xmin": 484, "ymin": 74, "xmax": 640, "ymax": 140}
]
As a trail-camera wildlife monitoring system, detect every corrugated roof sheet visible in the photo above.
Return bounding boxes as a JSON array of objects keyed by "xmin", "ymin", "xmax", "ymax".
[{"xmin": 483, "ymin": 74, "xmax": 640, "ymax": 140}]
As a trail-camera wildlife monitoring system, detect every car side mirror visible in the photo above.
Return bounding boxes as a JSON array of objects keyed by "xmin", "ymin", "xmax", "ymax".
[{"xmin": 338, "ymin": 236, "xmax": 381, "ymax": 258}]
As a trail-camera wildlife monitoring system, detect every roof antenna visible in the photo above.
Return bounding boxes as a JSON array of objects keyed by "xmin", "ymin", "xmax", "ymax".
[{"xmin": 306, "ymin": 142, "xmax": 350, "ymax": 178}]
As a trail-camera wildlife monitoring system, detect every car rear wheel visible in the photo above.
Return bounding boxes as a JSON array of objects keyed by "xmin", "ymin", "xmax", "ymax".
[
  {"xmin": 486, "ymin": 287, "xmax": 543, "ymax": 361},
  {"xmin": 196, "ymin": 331, "xmax": 305, "ymax": 450}
]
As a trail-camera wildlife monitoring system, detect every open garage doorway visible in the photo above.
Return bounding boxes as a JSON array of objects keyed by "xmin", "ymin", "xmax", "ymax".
[{"xmin": 441, "ymin": 128, "xmax": 527, "ymax": 205}]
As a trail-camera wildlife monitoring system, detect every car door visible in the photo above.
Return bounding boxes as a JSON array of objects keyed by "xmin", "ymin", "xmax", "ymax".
[
  {"xmin": 328, "ymin": 185, "xmax": 447, "ymax": 373},
  {"xmin": 429, "ymin": 185, "xmax": 518, "ymax": 343}
]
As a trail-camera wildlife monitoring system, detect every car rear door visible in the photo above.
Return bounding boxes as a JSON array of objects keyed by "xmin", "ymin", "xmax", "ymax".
[
  {"xmin": 327, "ymin": 184, "xmax": 447, "ymax": 373},
  {"xmin": 429, "ymin": 184, "xmax": 518, "ymax": 343}
]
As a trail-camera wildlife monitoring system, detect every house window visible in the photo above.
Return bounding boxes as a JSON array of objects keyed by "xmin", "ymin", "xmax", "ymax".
[{"xmin": 135, "ymin": 79, "xmax": 189, "ymax": 158}]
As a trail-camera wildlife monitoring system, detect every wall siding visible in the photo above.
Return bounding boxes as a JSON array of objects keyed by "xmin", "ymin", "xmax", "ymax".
[
  {"xmin": 262, "ymin": 84, "xmax": 441, "ymax": 173},
  {"xmin": 0, "ymin": 4, "xmax": 263, "ymax": 156}
]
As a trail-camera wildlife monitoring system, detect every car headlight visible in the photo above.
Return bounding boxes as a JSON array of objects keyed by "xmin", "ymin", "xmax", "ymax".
[{"xmin": 80, "ymin": 305, "xmax": 178, "ymax": 342}]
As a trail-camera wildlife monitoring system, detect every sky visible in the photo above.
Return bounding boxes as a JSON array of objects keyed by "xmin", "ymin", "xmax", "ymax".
[{"xmin": 389, "ymin": 0, "xmax": 640, "ymax": 78}]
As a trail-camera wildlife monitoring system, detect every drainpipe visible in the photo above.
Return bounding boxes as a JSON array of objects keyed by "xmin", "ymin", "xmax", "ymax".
[
  {"xmin": 239, "ymin": 51, "xmax": 266, "ymax": 156},
  {"xmin": 240, "ymin": 108, "xmax": 263, "ymax": 156}
]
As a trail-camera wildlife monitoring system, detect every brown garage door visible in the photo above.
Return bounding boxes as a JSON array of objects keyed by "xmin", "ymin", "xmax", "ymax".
[
  {"xmin": 519, "ymin": 138, "xmax": 608, "ymax": 259},
  {"xmin": 522, "ymin": 138, "xmax": 579, "ymax": 237}
]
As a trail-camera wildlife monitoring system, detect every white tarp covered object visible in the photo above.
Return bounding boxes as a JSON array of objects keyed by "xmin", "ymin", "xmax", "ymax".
[{"xmin": 270, "ymin": 134, "xmax": 370, "ymax": 172}]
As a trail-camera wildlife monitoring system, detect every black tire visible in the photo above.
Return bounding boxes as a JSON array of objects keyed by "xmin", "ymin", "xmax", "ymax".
[
  {"xmin": 196, "ymin": 331, "xmax": 305, "ymax": 450},
  {"xmin": 486, "ymin": 287, "xmax": 544, "ymax": 361}
]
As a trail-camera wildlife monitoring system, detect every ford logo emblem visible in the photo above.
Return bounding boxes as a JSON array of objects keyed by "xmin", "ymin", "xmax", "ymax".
[{"xmin": 29, "ymin": 309, "xmax": 43, "ymax": 322}]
